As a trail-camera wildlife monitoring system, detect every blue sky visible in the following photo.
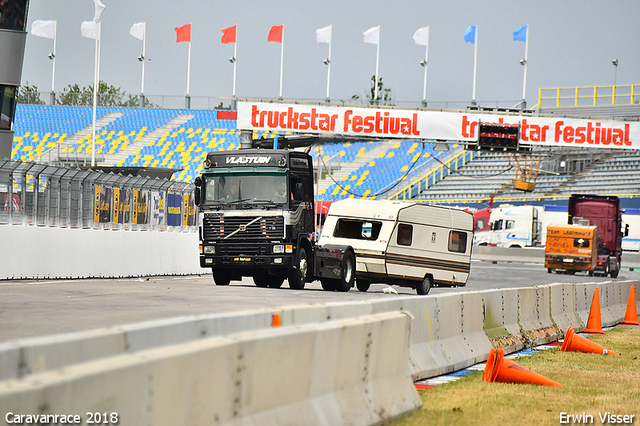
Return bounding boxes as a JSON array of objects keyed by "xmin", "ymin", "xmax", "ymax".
[{"xmin": 21, "ymin": 0, "xmax": 640, "ymax": 109}]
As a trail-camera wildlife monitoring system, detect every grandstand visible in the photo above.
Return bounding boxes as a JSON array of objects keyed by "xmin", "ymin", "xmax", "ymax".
[{"xmin": 9, "ymin": 100, "xmax": 640, "ymax": 209}]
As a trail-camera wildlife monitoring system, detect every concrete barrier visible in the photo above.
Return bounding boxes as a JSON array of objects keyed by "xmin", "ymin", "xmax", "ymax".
[
  {"xmin": 482, "ymin": 288, "xmax": 524, "ymax": 352},
  {"xmin": 0, "ymin": 312, "xmax": 421, "ymax": 426},
  {"xmin": 0, "ymin": 225, "xmax": 200, "ymax": 280},
  {"xmin": 516, "ymin": 286, "xmax": 559, "ymax": 346},
  {"xmin": 548, "ymin": 283, "xmax": 583, "ymax": 335}
]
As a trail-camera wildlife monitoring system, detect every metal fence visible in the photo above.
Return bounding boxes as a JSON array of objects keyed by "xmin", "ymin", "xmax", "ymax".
[{"xmin": 0, "ymin": 160, "xmax": 196, "ymax": 231}]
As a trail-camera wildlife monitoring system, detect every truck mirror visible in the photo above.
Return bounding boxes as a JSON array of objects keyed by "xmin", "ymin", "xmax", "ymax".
[
  {"xmin": 194, "ymin": 177, "xmax": 202, "ymax": 187},
  {"xmin": 194, "ymin": 188, "xmax": 201, "ymax": 206}
]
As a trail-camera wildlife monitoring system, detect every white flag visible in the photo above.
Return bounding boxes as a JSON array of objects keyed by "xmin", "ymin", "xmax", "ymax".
[
  {"xmin": 31, "ymin": 20, "xmax": 56, "ymax": 39},
  {"xmin": 315, "ymin": 25, "xmax": 331, "ymax": 44},
  {"xmin": 413, "ymin": 26, "xmax": 429, "ymax": 46},
  {"xmin": 81, "ymin": 21, "xmax": 97, "ymax": 39},
  {"xmin": 129, "ymin": 21, "xmax": 145, "ymax": 40},
  {"xmin": 93, "ymin": 0, "xmax": 105, "ymax": 22},
  {"xmin": 363, "ymin": 25, "xmax": 380, "ymax": 45}
]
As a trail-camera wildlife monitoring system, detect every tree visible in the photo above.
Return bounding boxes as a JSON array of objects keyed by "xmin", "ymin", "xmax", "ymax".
[
  {"xmin": 56, "ymin": 81, "xmax": 156, "ymax": 108},
  {"xmin": 351, "ymin": 75, "xmax": 394, "ymax": 106},
  {"xmin": 17, "ymin": 82, "xmax": 45, "ymax": 105}
]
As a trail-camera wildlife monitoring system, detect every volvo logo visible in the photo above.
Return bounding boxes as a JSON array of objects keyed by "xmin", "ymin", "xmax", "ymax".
[{"xmin": 239, "ymin": 224, "xmax": 247, "ymax": 231}]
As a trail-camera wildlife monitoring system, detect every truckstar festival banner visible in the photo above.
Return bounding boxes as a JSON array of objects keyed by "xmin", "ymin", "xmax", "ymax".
[{"xmin": 237, "ymin": 102, "xmax": 640, "ymax": 149}]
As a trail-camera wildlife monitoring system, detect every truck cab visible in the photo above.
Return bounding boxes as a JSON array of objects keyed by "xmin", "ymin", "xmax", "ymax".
[
  {"xmin": 194, "ymin": 149, "xmax": 315, "ymax": 288},
  {"xmin": 568, "ymin": 194, "xmax": 628, "ymax": 278}
]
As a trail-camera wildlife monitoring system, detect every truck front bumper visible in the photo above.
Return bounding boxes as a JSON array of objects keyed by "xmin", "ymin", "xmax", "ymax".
[{"xmin": 200, "ymin": 254, "xmax": 294, "ymax": 269}]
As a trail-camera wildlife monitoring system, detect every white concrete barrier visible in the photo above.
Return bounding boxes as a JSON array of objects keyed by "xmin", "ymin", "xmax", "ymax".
[
  {"xmin": 0, "ymin": 312, "xmax": 421, "ymax": 426},
  {"xmin": 516, "ymin": 286, "xmax": 559, "ymax": 346},
  {"xmin": 0, "ymin": 225, "xmax": 201, "ymax": 279},
  {"xmin": 548, "ymin": 283, "xmax": 584, "ymax": 334},
  {"xmin": 482, "ymin": 288, "xmax": 523, "ymax": 352}
]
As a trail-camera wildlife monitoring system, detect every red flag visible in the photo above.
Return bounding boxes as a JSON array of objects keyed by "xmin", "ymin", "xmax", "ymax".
[
  {"xmin": 221, "ymin": 24, "xmax": 236, "ymax": 44},
  {"xmin": 175, "ymin": 24, "xmax": 191, "ymax": 43},
  {"xmin": 268, "ymin": 24, "xmax": 283, "ymax": 43}
]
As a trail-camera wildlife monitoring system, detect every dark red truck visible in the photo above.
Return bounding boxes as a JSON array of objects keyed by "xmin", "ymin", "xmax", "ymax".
[{"xmin": 568, "ymin": 194, "xmax": 628, "ymax": 278}]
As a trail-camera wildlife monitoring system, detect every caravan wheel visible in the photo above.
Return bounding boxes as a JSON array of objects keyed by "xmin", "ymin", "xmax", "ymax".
[{"xmin": 416, "ymin": 275, "xmax": 432, "ymax": 295}]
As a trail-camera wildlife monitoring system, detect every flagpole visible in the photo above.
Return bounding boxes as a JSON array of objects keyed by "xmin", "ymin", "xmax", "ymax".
[
  {"xmin": 232, "ymin": 23, "xmax": 237, "ymax": 98},
  {"xmin": 422, "ymin": 25, "xmax": 429, "ymax": 107},
  {"xmin": 325, "ymin": 23, "xmax": 332, "ymax": 102},
  {"xmin": 374, "ymin": 24, "xmax": 380, "ymax": 102},
  {"xmin": 186, "ymin": 22, "xmax": 192, "ymax": 108},
  {"xmin": 278, "ymin": 23, "xmax": 284, "ymax": 100},
  {"xmin": 521, "ymin": 23, "xmax": 529, "ymax": 109},
  {"xmin": 472, "ymin": 24, "xmax": 478, "ymax": 106},
  {"xmin": 91, "ymin": 20, "xmax": 100, "ymax": 167},
  {"xmin": 51, "ymin": 20, "xmax": 57, "ymax": 105},
  {"xmin": 141, "ymin": 21, "xmax": 146, "ymax": 103}
]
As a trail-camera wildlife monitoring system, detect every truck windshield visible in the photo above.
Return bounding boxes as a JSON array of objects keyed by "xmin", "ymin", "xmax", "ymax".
[{"xmin": 202, "ymin": 173, "xmax": 288, "ymax": 206}]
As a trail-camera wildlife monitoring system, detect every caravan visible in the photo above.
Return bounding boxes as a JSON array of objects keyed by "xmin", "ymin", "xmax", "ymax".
[{"xmin": 318, "ymin": 199, "xmax": 473, "ymax": 294}]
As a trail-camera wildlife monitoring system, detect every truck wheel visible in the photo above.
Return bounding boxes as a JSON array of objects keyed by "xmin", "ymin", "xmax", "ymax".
[
  {"xmin": 416, "ymin": 275, "xmax": 432, "ymax": 295},
  {"xmin": 213, "ymin": 269, "xmax": 231, "ymax": 286},
  {"xmin": 589, "ymin": 270, "xmax": 594, "ymax": 277},
  {"xmin": 334, "ymin": 250, "xmax": 355, "ymax": 292},
  {"xmin": 547, "ymin": 268, "xmax": 552, "ymax": 274},
  {"xmin": 610, "ymin": 270, "xmax": 619, "ymax": 278},
  {"xmin": 253, "ymin": 272, "xmax": 272, "ymax": 288},
  {"xmin": 288, "ymin": 247, "xmax": 308, "ymax": 290},
  {"xmin": 321, "ymin": 279, "xmax": 336, "ymax": 291},
  {"xmin": 356, "ymin": 279, "xmax": 371, "ymax": 292}
]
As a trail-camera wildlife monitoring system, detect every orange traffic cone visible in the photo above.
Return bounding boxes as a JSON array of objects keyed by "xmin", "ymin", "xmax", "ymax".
[
  {"xmin": 583, "ymin": 287, "xmax": 605, "ymax": 334},
  {"xmin": 620, "ymin": 285, "xmax": 640, "ymax": 326},
  {"xmin": 483, "ymin": 348, "xmax": 562, "ymax": 387},
  {"xmin": 561, "ymin": 326, "xmax": 620, "ymax": 356}
]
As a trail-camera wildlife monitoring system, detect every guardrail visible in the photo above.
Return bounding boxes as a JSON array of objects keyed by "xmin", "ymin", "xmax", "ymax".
[{"xmin": 538, "ymin": 84, "xmax": 640, "ymax": 108}]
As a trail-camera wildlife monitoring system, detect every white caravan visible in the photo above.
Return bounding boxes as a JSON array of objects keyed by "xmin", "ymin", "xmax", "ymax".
[
  {"xmin": 318, "ymin": 199, "xmax": 473, "ymax": 294},
  {"xmin": 488, "ymin": 205, "xmax": 542, "ymax": 248}
]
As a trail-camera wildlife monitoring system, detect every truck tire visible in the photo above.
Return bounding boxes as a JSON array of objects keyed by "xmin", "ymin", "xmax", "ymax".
[
  {"xmin": 321, "ymin": 279, "xmax": 336, "ymax": 291},
  {"xmin": 335, "ymin": 250, "xmax": 355, "ymax": 292},
  {"xmin": 610, "ymin": 269, "xmax": 619, "ymax": 278},
  {"xmin": 254, "ymin": 271, "xmax": 279, "ymax": 288},
  {"xmin": 213, "ymin": 269, "xmax": 231, "ymax": 286},
  {"xmin": 356, "ymin": 279, "xmax": 371, "ymax": 292},
  {"xmin": 416, "ymin": 275, "xmax": 432, "ymax": 295},
  {"xmin": 288, "ymin": 247, "xmax": 308, "ymax": 290}
]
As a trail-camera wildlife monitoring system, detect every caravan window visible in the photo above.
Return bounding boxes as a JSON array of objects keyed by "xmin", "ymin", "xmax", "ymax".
[
  {"xmin": 333, "ymin": 219, "xmax": 382, "ymax": 240},
  {"xmin": 448, "ymin": 231, "xmax": 468, "ymax": 253},
  {"xmin": 397, "ymin": 224, "xmax": 413, "ymax": 246}
]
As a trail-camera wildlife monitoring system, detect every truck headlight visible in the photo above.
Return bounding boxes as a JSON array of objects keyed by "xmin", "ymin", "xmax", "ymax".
[
  {"xmin": 273, "ymin": 245, "xmax": 285, "ymax": 254},
  {"xmin": 204, "ymin": 245, "xmax": 215, "ymax": 254}
]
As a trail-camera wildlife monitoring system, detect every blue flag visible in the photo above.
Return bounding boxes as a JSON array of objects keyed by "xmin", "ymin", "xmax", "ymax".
[
  {"xmin": 464, "ymin": 25, "xmax": 476, "ymax": 44},
  {"xmin": 513, "ymin": 24, "xmax": 528, "ymax": 42}
]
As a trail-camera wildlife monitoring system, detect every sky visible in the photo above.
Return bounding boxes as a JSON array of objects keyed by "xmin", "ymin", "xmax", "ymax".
[{"xmin": 20, "ymin": 0, "xmax": 640, "ymax": 110}]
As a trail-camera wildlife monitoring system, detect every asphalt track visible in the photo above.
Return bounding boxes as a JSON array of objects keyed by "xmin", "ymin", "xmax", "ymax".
[{"xmin": 3, "ymin": 257, "xmax": 640, "ymax": 342}]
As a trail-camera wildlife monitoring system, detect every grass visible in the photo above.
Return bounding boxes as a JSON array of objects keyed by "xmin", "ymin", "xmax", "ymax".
[{"xmin": 393, "ymin": 327, "xmax": 640, "ymax": 426}]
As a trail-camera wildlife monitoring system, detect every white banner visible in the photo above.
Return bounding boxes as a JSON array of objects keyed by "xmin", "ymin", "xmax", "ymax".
[{"xmin": 237, "ymin": 102, "xmax": 640, "ymax": 150}]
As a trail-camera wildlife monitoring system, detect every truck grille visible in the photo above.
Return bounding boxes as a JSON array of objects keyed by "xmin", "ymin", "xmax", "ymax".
[{"xmin": 203, "ymin": 215, "xmax": 284, "ymax": 241}]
